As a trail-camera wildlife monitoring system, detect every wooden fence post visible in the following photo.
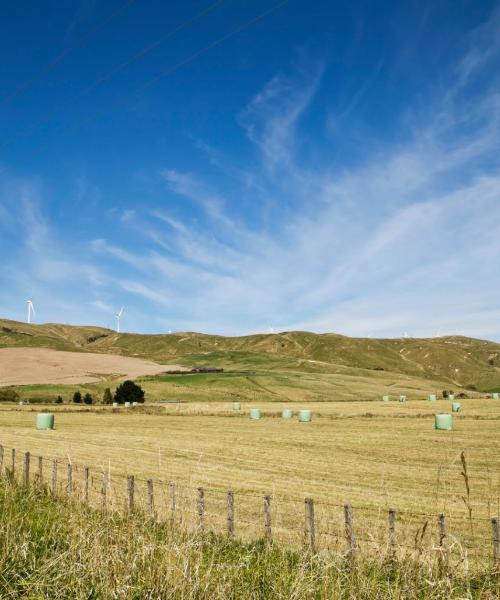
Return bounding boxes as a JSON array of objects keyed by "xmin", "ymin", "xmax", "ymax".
[
  {"xmin": 0, "ymin": 445, "xmax": 4, "ymax": 473},
  {"xmin": 264, "ymin": 495, "xmax": 272, "ymax": 545},
  {"xmin": 11, "ymin": 448, "xmax": 15, "ymax": 478},
  {"xmin": 37, "ymin": 456, "xmax": 43, "ymax": 483},
  {"xmin": 67, "ymin": 463, "xmax": 73, "ymax": 495},
  {"xmin": 227, "ymin": 490, "xmax": 234, "ymax": 540},
  {"xmin": 147, "ymin": 479, "xmax": 155, "ymax": 520},
  {"xmin": 51, "ymin": 460, "xmax": 57, "ymax": 495},
  {"xmin": 127, "ymin": 475, "xmax": 134, "ymax": 514},
  {"xmin": 388, "ymin": 508, "xmax": 396, "ymax": 554},
  {"xmin": 197, "ymin": 487, "xmax": 205, "ymax": 531},
  {"xmin": 438, "ymin": 512, "xmax": 448, "ymax": 568},
  {"xmin": 492, "ymin": 517, "xmax": 500, "ymax": 564},
  {"xmin": 344, "ymin": 502, "xmax": 356, "ymax": 559},
  {"xmin": 169, "ymin": 482, "xmax": 176, "ymax": 525},
  {"xmin": 304, "ymin": 497, "xmax": 315, "ymax": 552},
  {"xmin": 101, "ymin": 472, "xmax": 107, "ymax": 509},
  {"xmin": 23, "ymin": 452, "xmax": 30, "ymax": 486},
  {"xmin": 83, "ymin": 467, "xmax": 89, "ymax": 504}
]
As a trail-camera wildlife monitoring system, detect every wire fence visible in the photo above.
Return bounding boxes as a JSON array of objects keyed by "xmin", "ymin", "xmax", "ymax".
[{"xmin": 1, "ymin": 444, "xmax": 499, "ymax": 569}]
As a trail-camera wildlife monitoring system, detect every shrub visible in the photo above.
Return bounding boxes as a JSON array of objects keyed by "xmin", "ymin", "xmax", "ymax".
[
  {"xmin": 73, "ymin": 391, "xmax": 82, "ymax": 404},
  {"xmin": 83, "ymin": 393, "xmax": 93, "ymax": 405},
  {"xmin": 114, "ymin": 380, "xmax": 145, "ymax": 405},
  {"xmin": 55, "ymin": 396, "xmax": 63, "ymax": 404}
]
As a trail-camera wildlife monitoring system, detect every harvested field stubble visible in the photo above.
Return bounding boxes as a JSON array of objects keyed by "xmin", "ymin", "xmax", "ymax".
[{"xmin": 1, "ymin": 404, "xmax": 499, "ymax": 564}]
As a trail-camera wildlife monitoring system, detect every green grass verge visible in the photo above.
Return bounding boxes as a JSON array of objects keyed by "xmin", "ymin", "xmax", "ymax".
[{"xmin": 0, "ymin": 480, "xmax": 498, "ymax": 599}]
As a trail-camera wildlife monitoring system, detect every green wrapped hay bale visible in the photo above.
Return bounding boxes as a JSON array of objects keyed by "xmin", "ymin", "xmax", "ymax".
[
  {"xmin": 493, "ymin": 393, "xmax": 499, "ymax": 400},
  {"xmin": 281, "ymin": 409, "xmax": 293, "ymax": 418},
  {"xmin": 232, "ymin": 402, "xmax": 241, "ymax": 411},
  {"xmin": 428, "ymin": 394, "xmax": 436, "ymax": 401},
  {"xmin": 399, "ymin": 395, "xmax": 407, "ymax": 402},
  {"xmin": 298, "ymin": 410, "xmax": 312, "ymax": 422},
  {"xmin": 36, "ymin": 413, "xmax": 54, "ymax": 430},
  {"xmin": 435, "ymin": 413, "xmax": 453, "ymax": 430},
  {"xmin": 448, "ymin": 394, "xmax": 455, "ymax": 401},
  {"xmin": 132, "ymin": 402, "xmax": 138, "ymax": 407},
  {"xmin": 112, "ymin": 402, "xmax": 118, "ymax": 407},
  {"xmin": 249, "ymin": 409, "xmax": 262, "ymax": 420},
  {"xmin": 124, "ymin": 402, "xmax": 131, "ymax": 408},
  {"xmin": 452, "ymin": 402, "xmax": 461, "ymax": 412},
  {"xmin": 382, "ymin": 395, "xmax": 390, "ymax": 402}
]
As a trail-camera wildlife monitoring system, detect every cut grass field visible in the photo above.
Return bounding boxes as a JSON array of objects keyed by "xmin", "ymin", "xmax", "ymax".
[{"xmin": 1, "ymin": 398, "xmax": 499, "ymax": 563}]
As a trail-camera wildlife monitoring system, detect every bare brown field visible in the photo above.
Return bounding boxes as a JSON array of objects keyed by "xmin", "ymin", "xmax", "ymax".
[{"xmin": 0, "ymin": 348, "xmax": 183, "ymax": 386}]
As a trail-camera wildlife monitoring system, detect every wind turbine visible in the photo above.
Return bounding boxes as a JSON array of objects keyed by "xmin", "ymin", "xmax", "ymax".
[
  {"xmin": 115, "ymin": 307, "xmax": 124, "ymax": 333},
  {"xmin": 26, "ymin": 299, "xmax": 35, "ymax": 324}
]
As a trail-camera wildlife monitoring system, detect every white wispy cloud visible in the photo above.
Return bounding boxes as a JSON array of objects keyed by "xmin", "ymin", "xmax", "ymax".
[{"xmin": 238, "ymin": 60, "xmax": 324, "ymax": 171}]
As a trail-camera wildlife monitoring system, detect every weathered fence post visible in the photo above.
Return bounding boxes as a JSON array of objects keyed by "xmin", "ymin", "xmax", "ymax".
[
  {"xmin": 492, "ymin": 517, "xmax": 500, "ymax": 564},
  {"xmin": 11, "ymin": 448, "xmax": 16, "ymax": 478},
  {"xmin": 264, "ymin": 495, "xmax": 272, "ymax": 545},
  {"xmin": 438, "ymin": 512, "xmax": 449, "ymax": 570},
  {"xmin": 304, "ymin": 498, "xmax": 315, "ymax": 552},
  {"xmin": 197, "ymin": 487, "xmax": 205, "ymax": 531},
  {"xmin": 169, "ymin": 482, "xmax": 176, "ymax": 525},
  {"xmin": 0, "ymin": 445, "xmax": 4, "ymax": 473},
  {"xmin": 344, "ymin": 502, "xmax": 356, "ymax": 560},
  {"xmin": 227, "ymin": 490, "xmax": 234, "ymax": 540},
  {"xmin": 147, "ymin": 479, "xmax": 155, "ymax": 520},
  {"xmin": 388, "ymin": 508, "xmax": 396, "ymax": 554},
  {"xmin": 83, "ymin": 467, "xmax": 89, "ymax": 503},
  {"xmin": 51, "ymin": 460, "xmax": 57, "ymax": 495},
  {"xmin": 23, "ymin": 452, "xmax": 30, "ymax": 486},
  {"xmin": 101, "ymin": 472, "xmax": 107, "ymax": 509},
  {"xmin": 67, "ymin": 463, "xmax": 73, "ymax": 495},
  {"xmin": 37, "ymin": 456, "xmax": 43, "ymax": 483},
  {"xmin": 127, "ymin": 475, "xmax": 134, "ymax": 513}
]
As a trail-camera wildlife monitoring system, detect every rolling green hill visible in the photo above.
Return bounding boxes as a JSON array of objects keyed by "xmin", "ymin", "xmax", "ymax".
[{"xmin": 1, "ymin": 318, "xmax": 500, "ymax": 391}]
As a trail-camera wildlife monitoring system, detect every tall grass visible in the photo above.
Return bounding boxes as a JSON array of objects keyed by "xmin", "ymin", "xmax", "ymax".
[{"xmin": 0, "ymin": 479, "xmax": 498, "ymax": 599}]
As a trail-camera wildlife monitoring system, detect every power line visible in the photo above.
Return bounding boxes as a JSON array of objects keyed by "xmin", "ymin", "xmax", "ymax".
[
  {"xmin": 0, "ymin": 0, "xmax": 138, "ymax": 106},
  {"xmin": 11, "ymin": 0, "xmax": 291, "ymax": 162},
  {"xmin": 1, "ymin": 0, "xmax": 226, "ymax": 151}
]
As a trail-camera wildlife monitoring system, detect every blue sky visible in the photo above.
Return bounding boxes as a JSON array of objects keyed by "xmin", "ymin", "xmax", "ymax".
[{"xmin": 1, "ymin": 0, "xmax": 499, "ymax": 339}]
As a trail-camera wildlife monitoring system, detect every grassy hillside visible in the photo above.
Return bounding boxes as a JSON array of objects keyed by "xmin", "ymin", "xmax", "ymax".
[{"xmin": 2, "ymin": 318, "xmax": 500, "ymax": 391}]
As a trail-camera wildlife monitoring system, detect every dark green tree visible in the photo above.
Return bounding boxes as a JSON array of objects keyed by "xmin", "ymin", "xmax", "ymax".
[
  {"xmin": 83, "ymin": 393, "xmax": 93, "ymax": 405},
  {"xmin": 114, "ymin": 380, "xmax": 145, "ymax": 405},
  {"xmin": 102, "ymin": 388, "xmax": 113, "ymax": 405},
  {"xmin": 0, "ymin": 388, "xmax": 19, "ymax": 403},
  {"xmin": 73, "ymin": 391, "xmax": 82, "ymax": 404},
  {"xmin": 55, "ymin": 396, "xmax": 63, "ymax": 404}
]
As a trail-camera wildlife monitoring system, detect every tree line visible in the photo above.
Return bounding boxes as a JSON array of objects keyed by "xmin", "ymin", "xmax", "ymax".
[{"xmin": 72, "ymin": 380, "xmax": 145, "ymax": 405}]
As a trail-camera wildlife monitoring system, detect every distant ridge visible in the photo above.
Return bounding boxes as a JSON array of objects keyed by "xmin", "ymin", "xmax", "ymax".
[{"xmin": 1, "ymin": 318, "xmax": 499, "ymax": 390}]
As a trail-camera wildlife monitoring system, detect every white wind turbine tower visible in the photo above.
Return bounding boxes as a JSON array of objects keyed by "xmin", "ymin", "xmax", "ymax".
[
  {"xmin": 115, "ymin": 307, "xmax": 124, "ymax": 333},
  {"xmin": 26, "ymin": 299, "xmax": 35, "ymax": 324}
]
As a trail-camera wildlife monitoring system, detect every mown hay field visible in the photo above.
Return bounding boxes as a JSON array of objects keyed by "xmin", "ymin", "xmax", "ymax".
[{"xmin": 1, "ymin": 399, "xmax": 499, "ymax": 564}]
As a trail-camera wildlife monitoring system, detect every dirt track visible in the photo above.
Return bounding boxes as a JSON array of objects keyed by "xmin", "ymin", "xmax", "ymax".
[{"xmin": 0, "ymin": 348, "xmax": 183, "ymax": 386}]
